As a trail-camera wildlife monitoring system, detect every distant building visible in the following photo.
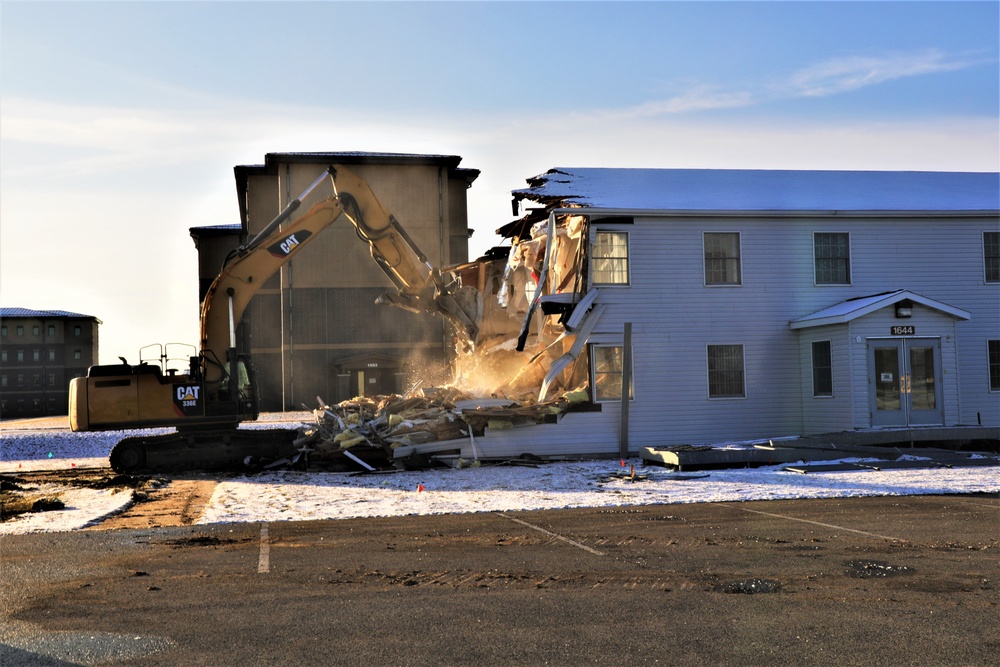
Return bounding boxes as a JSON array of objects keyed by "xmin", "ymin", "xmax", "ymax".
[
  {"xmin": 191, "ymin": 152, "xmax": 480, "ymax": 411},
  {"xmin": 0, "ymin": 308, "xmax": 100, "ymax": 419}
]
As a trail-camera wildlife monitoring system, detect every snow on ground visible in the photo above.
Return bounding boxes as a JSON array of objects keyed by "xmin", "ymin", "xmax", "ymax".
[{"xmin": 1, "ymin": 420, "xmax": 998, "ymax": 535}]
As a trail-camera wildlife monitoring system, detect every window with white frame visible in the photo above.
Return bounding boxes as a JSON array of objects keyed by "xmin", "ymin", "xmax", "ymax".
[
  {"xmin": 812, "ymin": 340, "xmax": 833, "ymax": 396},
  {"xmin": 707, "ymin": 344, "xmax": 745, "ymax": 398},
  {"xmin": 814, "ymin": 232, "xmax": 850, "ymax": 284},
  {"xmin": 591, "ymin": 345, "xmax": 633, "ymax": 401},
  {"xmin": 985, "ymin": 232, "xmax": 1000, "ymax": 283},
  {"xmin": 591, "ymin": 231, "xmax": 630, "ymax": 285},
  {"xmin": 704, "ymin": 232, "xmax": 741, "ymax": 285}
]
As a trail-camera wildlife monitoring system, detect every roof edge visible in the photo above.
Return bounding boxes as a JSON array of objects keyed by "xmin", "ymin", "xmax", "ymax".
[{"xmin": 790, "ymin": 290, "xmax": 971, "ymax": 329}]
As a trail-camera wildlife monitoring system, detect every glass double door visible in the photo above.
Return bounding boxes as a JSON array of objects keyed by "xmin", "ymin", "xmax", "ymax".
[{"xmin": 868, "ymin": 339, "xmax": 943, "ymax": 427}]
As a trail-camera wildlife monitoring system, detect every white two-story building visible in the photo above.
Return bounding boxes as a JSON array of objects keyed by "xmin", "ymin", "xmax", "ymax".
[{"xmin": 459, "ymin": 168, "xmax": 999, "ymax": 459}]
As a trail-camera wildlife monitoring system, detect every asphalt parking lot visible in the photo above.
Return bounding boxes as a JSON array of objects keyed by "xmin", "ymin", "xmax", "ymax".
[{"xmin": 2, "ymin": 494, "xmax": 998, "ymax": 666}]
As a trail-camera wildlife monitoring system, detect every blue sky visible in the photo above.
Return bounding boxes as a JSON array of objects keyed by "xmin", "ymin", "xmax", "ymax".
[{"xmin": 2, "ymin": 1, "xmax": 997, "ymax": 364}]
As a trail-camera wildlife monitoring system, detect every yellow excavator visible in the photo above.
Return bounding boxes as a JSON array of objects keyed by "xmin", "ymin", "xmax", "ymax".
[{"xmin": 69, "ymin": 165, "xmax": 483, "ymax": 473}]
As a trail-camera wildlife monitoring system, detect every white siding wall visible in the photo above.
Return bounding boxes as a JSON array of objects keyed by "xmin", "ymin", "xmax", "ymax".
[{"xmin": 578, "ymin": 213, "xmax": 998, "ymax": 448}]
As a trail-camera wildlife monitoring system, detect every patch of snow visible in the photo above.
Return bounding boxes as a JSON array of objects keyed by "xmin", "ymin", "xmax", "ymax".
[
  {"xmin": 0, "ymin": 486, "xmax": 135, "ymax": 535},
  {"xmin": 1, "ymin": 423, "xmax": 997, "ymax": 535}
]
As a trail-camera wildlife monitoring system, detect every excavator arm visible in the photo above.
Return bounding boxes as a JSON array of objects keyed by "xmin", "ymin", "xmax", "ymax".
[
  {"xmin": 326, "ymin": 166, "xmax": 482, "ymax": 345},
  {"xmin": 199, "ymin": 168, "xmax": 344, "ymax": 385}
]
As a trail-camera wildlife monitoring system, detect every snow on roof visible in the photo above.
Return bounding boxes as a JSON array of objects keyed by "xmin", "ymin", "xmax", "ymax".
[
  {"xmin": 790, "ymin": 290, "xmax": 971, "ymax": 329},
  {"xmin": 513, "ymin": 168, "xmax": 1000, "ymax": 212},
  {"xmin": 0, "ymin": 307, "xmax": 98, "ymax": 320}
]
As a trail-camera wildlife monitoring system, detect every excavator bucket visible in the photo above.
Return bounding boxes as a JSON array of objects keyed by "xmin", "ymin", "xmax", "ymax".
[{"xmin": 437, "ymin": 284, "xmax": 483, "ymax": 345}]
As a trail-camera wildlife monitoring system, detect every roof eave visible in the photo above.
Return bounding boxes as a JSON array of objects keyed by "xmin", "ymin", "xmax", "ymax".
[{"xmin": 549, "ymin": 207, "xmax": 1000, "ymax": 219}]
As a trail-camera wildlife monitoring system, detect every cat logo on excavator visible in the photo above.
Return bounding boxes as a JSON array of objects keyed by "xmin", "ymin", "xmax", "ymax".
[
  {"xmin": 173, "ymin": 384, "xmax": 203, "ymax": 416},
  {"xmin": 267, "ymin": 230, "xmax": 313, "ymax": 257}
]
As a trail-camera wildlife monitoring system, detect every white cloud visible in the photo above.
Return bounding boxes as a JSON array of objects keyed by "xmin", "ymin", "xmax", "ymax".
[
  {"xmin": 594, "ymin": 49, "xmax": 992, "ymax": 119},
  {"xmin": 616, "ymin": 87, "xmax": 757, "ymax": 118},
  {"xmin": 786, "ymin": 49, "xmax": 988, "ymax": 97}
]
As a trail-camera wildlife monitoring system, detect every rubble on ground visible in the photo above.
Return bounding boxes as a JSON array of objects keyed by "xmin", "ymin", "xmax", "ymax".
[{"xmin": 291, "ymin": 386, "xmax": 592, "ymax": 471}]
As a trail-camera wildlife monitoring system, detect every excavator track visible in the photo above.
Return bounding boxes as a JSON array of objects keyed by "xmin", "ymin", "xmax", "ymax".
[{"xmin": 109, "ymin": 428, "xmax": 300, "ymax": 474}]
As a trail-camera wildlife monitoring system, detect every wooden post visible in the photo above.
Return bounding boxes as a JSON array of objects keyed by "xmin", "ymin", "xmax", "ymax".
[{"xmin": 620, "ymin": 322, "xmax": 632, "ymax": 459}]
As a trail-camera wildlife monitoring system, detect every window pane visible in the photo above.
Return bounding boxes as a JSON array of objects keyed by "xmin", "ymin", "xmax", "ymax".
[
  {"xmin": 815, "ymin": 233, "xmax": 850, "ymax": 284},
  {"xmin": 874, "ymin": 348, "xmax": 900, "ymax": 411},
  {"xmin": 708, "ymin": 344, "xmax": 745, "ymax": 397},
  {"xmin": 705, "ymin": 233, "xmax": 741, "ymax": 285},
  {"xmin": 989, "ymin": 340, "xmax": 1000, "ymax": 391},
  {"xmin": 985, "ymin": 232, "xmax": 1000, "ymax": 283},
  {"xmin": 812, "ymin": 340, "xmax": 833, "ymax": 396},
  {"xmin": 909, "ymin": 346, "xmax": 936, "ymax": 410},
  {"xmin": 592, "ymin": 232, "xmax": 629, "ymax": 284},
  {"xmin": 593, "ymin": 346, "xmax": 633, "ymax": 401}
]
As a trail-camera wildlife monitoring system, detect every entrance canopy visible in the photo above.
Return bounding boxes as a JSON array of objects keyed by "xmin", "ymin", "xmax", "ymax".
[{"xmin": 790, "ymin": 290, "xmax": 970, "ymax": 330}]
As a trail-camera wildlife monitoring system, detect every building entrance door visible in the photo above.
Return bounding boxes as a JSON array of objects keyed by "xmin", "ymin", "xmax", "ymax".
[{"xmin": 868, "ymin": 338, "xmax": 943, "ymax": 427}]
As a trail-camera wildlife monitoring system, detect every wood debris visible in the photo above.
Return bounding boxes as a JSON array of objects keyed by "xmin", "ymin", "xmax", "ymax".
[{"xmin": 291, "ymin": 386, "xmax": 593, "ymax": 471}]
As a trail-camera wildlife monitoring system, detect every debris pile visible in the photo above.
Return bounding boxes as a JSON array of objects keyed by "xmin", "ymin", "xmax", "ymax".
[{"xmin": 292, "ymin": 387, "xmax": 593, "ymax": 470}]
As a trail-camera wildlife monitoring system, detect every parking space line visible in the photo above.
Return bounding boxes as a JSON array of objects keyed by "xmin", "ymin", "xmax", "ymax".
[
  {"xmin": 497, "ymin": 513, "xmax": 605, "ymax": 555},
  {"xmin": 726, "ymin": 505, "xmax": 908, "ymax": 542},
  {"xmin": 258, "ymin": 523, "xmax": 270, "ymax": 573}
]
